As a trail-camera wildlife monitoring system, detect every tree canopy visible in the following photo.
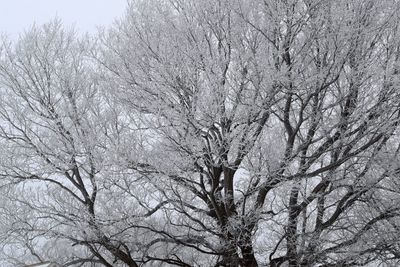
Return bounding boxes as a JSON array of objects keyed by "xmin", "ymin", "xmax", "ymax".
[{"xmin": 1, "ymin": 0, "xmax": 400, "ymax": 266}]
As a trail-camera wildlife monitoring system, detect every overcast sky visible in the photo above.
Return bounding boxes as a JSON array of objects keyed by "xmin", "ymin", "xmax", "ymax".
[{"xmin": 0, "ymin": 0, "xmax": 127, "ymax": 38}]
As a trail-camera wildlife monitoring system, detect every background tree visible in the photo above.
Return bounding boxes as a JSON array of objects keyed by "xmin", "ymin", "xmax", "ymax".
[{"xmin": 0, "ymin": 21, "xmax": 165, "ymax": 267}]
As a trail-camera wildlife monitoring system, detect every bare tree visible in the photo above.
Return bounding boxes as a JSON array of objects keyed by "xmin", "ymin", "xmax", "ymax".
[
  {"xmin": 99, "ymin": 0, "xmax": 400, "ymax": 266},
  {"xmin": 0, "ymin": 21, "xmax": 166, "ymax": 267}
]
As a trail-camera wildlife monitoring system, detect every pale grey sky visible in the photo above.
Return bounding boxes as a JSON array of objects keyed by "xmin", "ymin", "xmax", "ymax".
[{"xmin": 0, "ymin": 0, "xmax": 127, "ymax": 38}]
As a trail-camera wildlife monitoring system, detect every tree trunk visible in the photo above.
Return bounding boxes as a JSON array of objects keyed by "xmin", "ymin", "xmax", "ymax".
[
  {"xmin": 287, "ymin": 184, "xmax": 300, "ymax": 267},
  {"xmin": 220, "ymin": 248, "xmax": 240, "ymax": 267},
  {"xmin": 240, "ymin": 243, "xmax": 258, "ymax": 267}
]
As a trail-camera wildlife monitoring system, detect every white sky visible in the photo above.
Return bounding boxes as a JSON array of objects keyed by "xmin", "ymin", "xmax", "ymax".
[{"xmin": 0, "ymin": 0, "xmax": 128, "ymax": 38}]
